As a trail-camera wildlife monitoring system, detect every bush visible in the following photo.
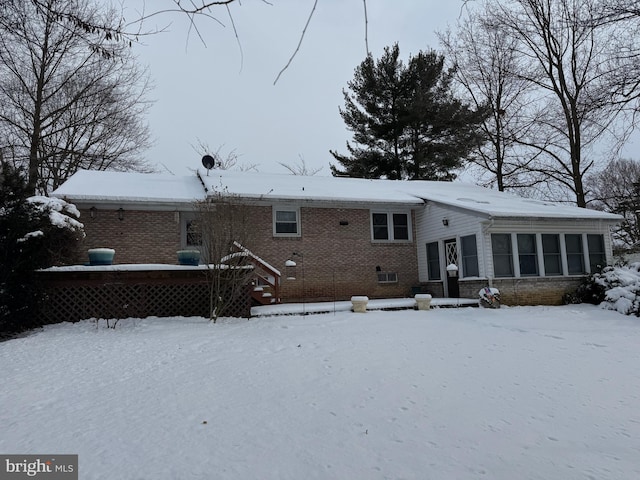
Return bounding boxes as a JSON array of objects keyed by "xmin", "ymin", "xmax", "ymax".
[
  {"xmin": 563, "ymin": 274, "xmax": 606, "ymax": 305},
  {"xmin": 566, "ymin": 263, "xmax": 640, "ymax": 316},
  {"xmin": 595, "ymin": 263, "xmax": 640, "ymax": 316}
]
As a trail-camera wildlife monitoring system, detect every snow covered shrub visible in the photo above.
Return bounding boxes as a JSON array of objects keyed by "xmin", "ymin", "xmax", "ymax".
[
  {"xmin": 595, "ymin": 263, "xmax": 640, "ymax": 316},
  {"xmin": 0, "ymin": 163, "xmax": 83, "ymax": 335},
  {"xmin": 566, "ymin": 263, "xmax": 640, "ymax": 316}
]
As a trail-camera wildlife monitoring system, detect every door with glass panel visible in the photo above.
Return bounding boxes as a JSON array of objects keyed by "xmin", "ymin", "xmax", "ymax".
[{"xmin": 444, "ymin": 238, "xmax": 459, "ymax": 298}]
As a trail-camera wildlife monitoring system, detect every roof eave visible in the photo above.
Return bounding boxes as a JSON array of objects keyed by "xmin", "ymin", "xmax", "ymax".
[{"xmin": 51, "ymin": 196, "xmax": 199, "ymax": 211}]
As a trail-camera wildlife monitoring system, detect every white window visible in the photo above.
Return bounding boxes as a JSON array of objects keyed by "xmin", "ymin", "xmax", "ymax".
[
  {"xmin": 185, "ymin": 219, "xmax": 202, "ymax": 247},
  {"xmin": 491, "ymin": 233, "xmax": 514, "ymax": 277},
  {"xmin": 426, "ymin": 242, "xmax": 441, "ymax": 280},
  {"xmin": 461, "ymin": 235, "xmax": 479, "ymax": 277},
  {"xmin": 181, "ymin": 213, "xmax": 202, "ymax": 249},
  {"xmin": 273, "ymin": 207, "xmax": 300, "ymax": 237},
  {"xmin": 542, "ymin": 234, "xmax": 562, "ymax": 276},
  {"xmin": 587, "ymin": 234, "xmax": 606, "ymax": 273},
  {"xmin": 565, "ymin": 234, "xmax": 585, "ymax": 275},
  {"xmin": 517, "ymin": 233, "xmax": 539, "ymax": 277},
  {"xmin": 371, "ymin": 212, "xmax": 411, "ymax": 241},
  {"xmin": 490, "ymin": 232, "xmax": 607, "ymax": 278},
  {"xmin": 377, "ymin": 272, "xmax": 398, "ymax": 283}
]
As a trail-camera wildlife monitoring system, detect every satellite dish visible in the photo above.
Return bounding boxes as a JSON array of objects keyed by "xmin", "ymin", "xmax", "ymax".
[{"xmin": 201, "ymin": 154, "xmax": 216, "ymax": 170}]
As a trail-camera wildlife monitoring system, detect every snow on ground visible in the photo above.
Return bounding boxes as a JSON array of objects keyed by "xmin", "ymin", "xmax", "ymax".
[{"xmin": 1, "ymin": 305, "xmax": 639, "ymax": 480}]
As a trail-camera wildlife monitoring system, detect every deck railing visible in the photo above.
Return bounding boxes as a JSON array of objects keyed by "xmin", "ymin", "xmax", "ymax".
[{"xmin": 232, "ymin": 242, "xmax": 281, "ymax": 305}]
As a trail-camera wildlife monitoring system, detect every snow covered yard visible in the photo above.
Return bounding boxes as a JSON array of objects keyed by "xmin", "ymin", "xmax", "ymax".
[{"xmin": 1, "ymin": 305, "xmax": 639, "ymax": 480}]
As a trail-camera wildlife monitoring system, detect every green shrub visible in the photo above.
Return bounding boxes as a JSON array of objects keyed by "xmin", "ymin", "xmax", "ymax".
[{"xmin": 563, "ymin": 274, "xmax": 606, "ymax": 305}]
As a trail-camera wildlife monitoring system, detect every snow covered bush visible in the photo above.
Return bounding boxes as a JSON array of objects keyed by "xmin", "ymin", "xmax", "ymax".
[
  {"xmin": 0, "ymin": 163, "xmax": 83, "ymax": 335},
  {"xmin": 566, "ymin": 263, "xmax": 640, "ymax": 316},
  {"xmin": 595, "ymin": 263, "xmax": 640, "ymax": 316}
]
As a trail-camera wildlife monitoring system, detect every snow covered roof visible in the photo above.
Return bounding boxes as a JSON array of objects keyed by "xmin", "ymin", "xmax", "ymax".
[
  {"xmin": 198, "ymin": 168, "xmax": 423, "ymax": 205},
  {"xmin": 199, "ymin": 168, "xmax": 620, "ymax": 221},
  {"xmin": 51, "ymin": 168, "xmax": 621, "ymax": 221},
  {"xmin": 399, "ymin": 181, "xmax": 622, "ymax": 220},
  {"xmin": 51, "ymin": 169, "xmax": 203, "ymax": 205}
]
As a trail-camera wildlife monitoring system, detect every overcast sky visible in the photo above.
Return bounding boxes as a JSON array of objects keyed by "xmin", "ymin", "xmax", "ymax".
[
  {"xmin": 129, "ymin": 0, "xmax": 640, "ymax": 179},
  {"xmin": 128, "ymin": 1, "xmax": 465, "ymax": 176}
]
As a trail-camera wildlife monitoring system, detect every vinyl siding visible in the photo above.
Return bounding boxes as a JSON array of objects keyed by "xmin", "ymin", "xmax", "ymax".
[
  {"xmin": 417, "ymin": 205, "xmax": 617, "ymax": 283},
  {"xmin": 415, "ymin": 203, "xmax": 486, "ymax": 282}
]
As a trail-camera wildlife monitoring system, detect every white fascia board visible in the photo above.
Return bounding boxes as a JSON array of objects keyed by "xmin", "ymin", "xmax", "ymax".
[{"xmin": 58, "ymin": 198, "xmax": 198, "ymax": 212}]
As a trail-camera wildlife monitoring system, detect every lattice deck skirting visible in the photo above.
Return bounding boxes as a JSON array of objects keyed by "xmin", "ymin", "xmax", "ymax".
[{"xmin": 37, "ymin": 268, "xmax": 252, "ymax": 323}]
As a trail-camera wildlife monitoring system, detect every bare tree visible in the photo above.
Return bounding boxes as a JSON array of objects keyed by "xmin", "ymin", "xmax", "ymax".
[
  {"xmin": 599, "ymin": 1, "xmax": 640, "ymax": 21},
  {"xmin": 279, "ymin": 154, "xmax": 323, "ymax": 176},
  {"xmin": 439, "ymin": 8, "xmax": 541, "ymax": 191},
  {"xmin": 586, "ymin": 158, "xmax": 640, "ymax": 248},
  {"xmin": 191, "ymin": 140, "xmax": 258, "ymax": 172},
  {"xmin": 193, "ymin": 191, "xmax": 255, "ymax": 322},
  {"xmin": 0, "ymin": 0, "xmax": 152, "ymax": 194},
  {"xmin": 483, "ymin": 0, "xmax": 640, "ymax": 207},
  {"xmin": 23, "ymin": 0, "xmax": 356, "ymax": 84}
]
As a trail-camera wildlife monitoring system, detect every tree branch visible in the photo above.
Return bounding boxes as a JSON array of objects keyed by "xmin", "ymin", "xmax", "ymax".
[{"xmin": 273, "ymin": 0, "xmax": 318, "ymax": 85}]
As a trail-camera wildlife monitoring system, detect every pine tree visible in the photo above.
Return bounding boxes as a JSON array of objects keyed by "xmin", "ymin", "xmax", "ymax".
[
  {"xmin": 331, "ymin": 43, "xmax": 488, "ymax": 180},
  {"xmin": 0, "ymin": 162, "xmax": 83, "ymax": 335}
]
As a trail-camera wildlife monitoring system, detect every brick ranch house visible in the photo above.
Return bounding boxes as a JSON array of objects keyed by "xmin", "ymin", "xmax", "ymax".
[{"xmin": 51, "ymin": 168, "xmax": 621, "ymax": 306}]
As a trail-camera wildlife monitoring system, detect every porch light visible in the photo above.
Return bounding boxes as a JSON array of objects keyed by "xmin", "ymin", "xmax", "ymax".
[
  {"xmin": 447, "ymin": 264, "xmax": 459, "ymax": 277},
  {"xmin": 117, "ymin": 208, "xmax": 124, "ymax": 221},
  {"xmin": 89, "ymin": 206, "xmax": 97, "ymax": 219},
  {"xmin": 442, "ymin": 218, "xmax": 449, "ymax": 226}
]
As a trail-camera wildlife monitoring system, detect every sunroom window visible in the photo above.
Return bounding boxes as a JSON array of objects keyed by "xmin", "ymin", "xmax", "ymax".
[
  {"xmin": 491, "ymin": 233, "xmax": 514, "ymax": 277},
  {"xmin": 490, "ymin": 232, "xmax": 607, "ymax": 278},
  {"xmin": 517, "ymin": 234, "xmax": 539, "ymax": 276},
  {"xmin": 587, "ymin": 234, "xmax": 606, "ymax": 273},
  {"xmin": 565, "ymin": 234, "xmax": 585, "ymax": 275},
  {"xmin": 542, "ymin": 234, "xmax": 562, "ymax": 276}
]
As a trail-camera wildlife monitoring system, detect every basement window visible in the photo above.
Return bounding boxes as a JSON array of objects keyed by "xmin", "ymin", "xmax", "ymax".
[{"xmin": 377, "ymin": 272, "xmax": 398, "ymax": 284}]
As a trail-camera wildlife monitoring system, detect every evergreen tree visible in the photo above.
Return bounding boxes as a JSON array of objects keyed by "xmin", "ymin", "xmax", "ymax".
[
  {"xmin": 331, "ymin": 43, "xmax": 488, "ymax": 180},
  {"xmin": 0, "ymin": 162, "xmax": 83, "ymax": 335}
]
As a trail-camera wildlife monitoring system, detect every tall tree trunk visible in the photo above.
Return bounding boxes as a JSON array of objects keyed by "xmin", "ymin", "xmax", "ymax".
[{"xmin": 27, "ymin": 6, "xmax": 51, "ymax": 194}]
